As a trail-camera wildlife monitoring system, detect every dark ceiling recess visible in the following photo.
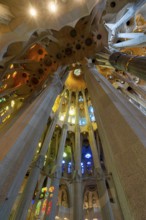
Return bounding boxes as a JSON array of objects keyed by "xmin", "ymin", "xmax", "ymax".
[
  {"xmin": 22, "ymin": 73, "xmax": 27, "ymax": 78},
  {"xmin": 38, "ymin": 68, "xmax": 44, "ymax": 74},
  {"xmin": 116, "ymin": 40, "xmax": 122, "ymax": 43},
  {"xmin": 44, "ymin": 59, "xmax": 52, "ymax": 66},
  {"xmin": 56, "ymin": 53, "xmax": 62, "ymax": 59},
  {"xmin": 70, "ymin": 29, "xmax": 77, "ymax": 37},
  {"xmin": 110, "ymin": 1, "xmax": 116, "ymax": 8},
  {"xmin": 126, "ymin": 20, "xmax": 132, "ymax": 26},
  {"xmin": 76, "ymin": 44, "xmax": 81, "ymax": 50},
  {"xmin": 85, "ymin": 38, "xmax": 93, "ymax": 46},
  {"xmin": 38, "ymin": 49, "xmax": 43, "ymax": 55},
  {"xmin": 31, "ymin": 77, "xmax": 39, "ymax": 84},
  {"xmin": 97, "ymin": 34, "xmax": 102, "ymax": 40},
  {"xmin": 65, "ymin": 48, "xmax": 72, "ymax": 56}
]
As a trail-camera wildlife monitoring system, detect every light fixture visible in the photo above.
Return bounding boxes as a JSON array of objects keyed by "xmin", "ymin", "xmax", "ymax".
[
  {"xmin": 12, "ymin": 71, "xmax": 17, "ymax": 78},
  {"xmin": 4, "ymin": 84, "xmax": 7, "ymax": 89},
  {"xmin": 62, "ymin": 160, "xmax": 65, "ymax": 164},
  {"xmin": 48, "ymin": 1, "xmax": 57, "ymax": 13},
  {"xmin": 29, "ymin": 7, "xmax": 37, "ymax": 17},
  {"xmin": 6, "ymin": 106, "xmax": 9, "ymax": 111},
  {"xmin": 109, "ymin": 75, "xmax": 113, "ymax": 79},
  {"xmin": 11, "ymin": 100, "xmax": 15, "ymax": 108},
  {"xmin": 10, "ymin": 64, "xmax": 14, "ymax": 69},
  {"xmin": 63, "ymin": 152, "xmax": 67, "ymax": 158},
  {"xmin": 85, "ymin": 153, "xmax": 91, "ymax": 159},
  {"xmin": 7, "ymin": 74, "xmax": 10, "ymax": 79}
]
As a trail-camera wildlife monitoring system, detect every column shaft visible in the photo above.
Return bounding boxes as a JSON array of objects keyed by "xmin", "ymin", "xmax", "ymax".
[
  {"xmin": 44, "ymin": 92, "xmax": 71, "ymax": 220},
  {"xmin": 44, "ymin": 125, "xmax": 68, "ymax": 220},
  {"xmin": 0, "ymin": 68, "xmax": 68, "ymax": 219},
  {"xmin": 73, "ymin": 181, "xmax": 83, "ymax": 220},
  {"xmin": 109, "ymin": 52, "xmax": 146, "ymax": 81},
  {"xmin": 73, "ymin": 92, "xmax": 83, "ymax": 220},
  {"xmin": 84, "ymin": 66, "xmax": 146, "ymax": 220},
  {"xmin": 88, "ymin": 127, "xmax": 114, "ymax": 220},
  {"xmin": 83, "ymin": 90, "xmax": 114, "ymax": 220},
  {"xmin": 14, "ymin": 155, "xmax": 45, "ymax": 220},
  {"xmin": 13, "ymin": 96, "xmax": 64, "ymax": 220}
]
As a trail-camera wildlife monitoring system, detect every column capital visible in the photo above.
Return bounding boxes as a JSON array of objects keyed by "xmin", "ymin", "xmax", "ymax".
[
  {"xmin": 53, "ymin": 166, "xmax": 62, "ymax": 179},
  {"xmin": 87, "ymin": 124, "xmax": 93, "ymax": 131},
  {"xmin": 73, "ymin": 170, "xmax": 82, "ymax": 181},
  {"xmin": 62, "ymin": 123, "xmax": 68, "ymax": 130},
  {"xmin": 75, "ymin": 124, "xmax": 80, "ymax": 131},
  {"xmin": 51, "ymin": 66, "xmax": 69, "ymax": 93},
  {"xmin": 94, "ymin": 168, "xmax": 105, "ymax": 181},
  {"xmin": 52, "ymin": 77, "xmax": 63, "ymax": 94},
  {"xmin": 35, "ymin": 154, "xmax": 45, "ymax": 169}
]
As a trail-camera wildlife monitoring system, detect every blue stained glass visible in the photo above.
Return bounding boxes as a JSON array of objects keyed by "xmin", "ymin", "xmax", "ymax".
[{"xmin": 85, "ymin": 153, "xmax": 92, "ymax": 159}]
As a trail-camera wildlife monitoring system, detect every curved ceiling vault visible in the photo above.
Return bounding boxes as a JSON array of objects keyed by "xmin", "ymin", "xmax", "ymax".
[{"xmin": 0, "ymin": 0, "xmax": 140, "ymax": 94}]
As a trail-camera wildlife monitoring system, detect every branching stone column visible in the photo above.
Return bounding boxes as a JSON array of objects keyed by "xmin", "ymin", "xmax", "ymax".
[
  {"xmin": 120, "ymin": 87, "xmax": 146, "ymax": 110},
  {"xmin": 13, "ymin": 93, "xmax": 65, "ymax": 220},
  {"xmin": 109, "ymin": 52, "xmax": 146, "ymax": 81},
  {"xmin": 0, "ymin": 67, "xmax": 68, "ymax": 220},
  {"xmin": 105, "ymin": 0, "xmax": 146, "ymax": 49},
  {"xmin": 84, "ymin": 65, "xmax": 146, "ymax": 220},
  {"xmin": 82, "ymin": 90, "xmax": 114, "ymax": 220},
  {"xmin": 112, "ymin": 33, "xmax": 146, "ymax": 49},
  {"xmin": 73, "ymin": 91, "xmax": 83, "ymax": 220},
  {"xmin": 43, "ymin": 91, "xmax": 71, "ymax": 220},
  {"xmin": 28, "ymin": 129, "xmax": 60, "ymax": 220},
  {"xmin": 112, "ymin": 70, "xmax": 146, "ymax": 100}
]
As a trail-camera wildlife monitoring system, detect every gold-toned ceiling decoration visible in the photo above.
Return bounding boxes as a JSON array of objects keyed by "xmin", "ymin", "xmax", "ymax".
[{"xmin": 65, "ymin": 70, "xmax": 86, "ymax": 91}]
